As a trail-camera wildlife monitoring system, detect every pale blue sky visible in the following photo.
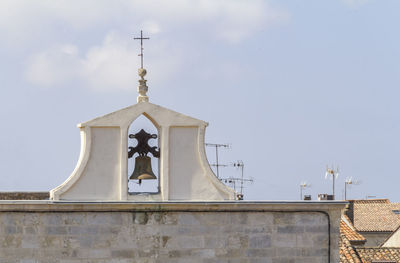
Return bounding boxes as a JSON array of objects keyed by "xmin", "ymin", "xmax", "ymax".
[{"xmin": 1, "ymin": 0, "xmax": 399, "ymax": 201}]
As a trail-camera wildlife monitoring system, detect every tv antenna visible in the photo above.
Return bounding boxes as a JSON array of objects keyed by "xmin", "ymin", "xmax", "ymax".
[
  {"xmin": 220, "ymin": 160, "xmax": 254, "ymax": 200},
  {"xmin": 344, "ymin": 177, "xmax": 361, "ymax": 200},
  {"xmin": 205, "ymin": 143, "xmax": 230, "ymax": 178},
  {"xmin": 299, "ymin": 181, "xmax": 311, "ymax": 200},
  {"xmin": 325, "ymin": 165, "xmax": 339, "ymax": 200}
]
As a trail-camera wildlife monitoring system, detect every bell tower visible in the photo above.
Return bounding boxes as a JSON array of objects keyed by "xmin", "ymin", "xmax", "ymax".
[{"xmin": 49, "ymin": 31, "xmax": 236, "ymax": 201}]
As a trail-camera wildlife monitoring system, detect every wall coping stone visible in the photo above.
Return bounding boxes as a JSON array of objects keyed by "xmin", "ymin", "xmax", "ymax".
[
  {"xmin": 0, "ymin": 200, "xmax": 347, "ymax": 212},
  {"xmin": 0, "ymin": 192, "xmax": 49, "ymax": 200}
]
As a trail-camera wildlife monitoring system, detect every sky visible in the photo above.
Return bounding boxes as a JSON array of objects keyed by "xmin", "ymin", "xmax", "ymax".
[{"xmin": 1, "ymin": 0, "xmax": 399, "ymax": 201}]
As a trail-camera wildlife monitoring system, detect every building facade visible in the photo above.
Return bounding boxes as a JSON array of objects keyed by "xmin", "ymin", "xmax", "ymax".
[{"xmin": 0, "ymin": 68, "xmax": 345, "ymax": 262}]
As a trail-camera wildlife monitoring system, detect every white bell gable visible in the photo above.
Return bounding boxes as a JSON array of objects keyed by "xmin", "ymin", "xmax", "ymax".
[{"xmin": 50, "ymin": 102, "xmax": 236, "ymax": 201}]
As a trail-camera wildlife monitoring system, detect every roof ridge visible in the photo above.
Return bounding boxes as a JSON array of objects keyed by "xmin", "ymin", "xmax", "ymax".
[
  {"xmin": 356, "ymin": 246, "xmax": 400, "ymax": 250},
  {"xmin": 342, "ymin": 214, "xmax": 357, "ymax": 231},
  {"xmin": 350, "ymin": 199, "xmax": 390, "ymax": 203}
]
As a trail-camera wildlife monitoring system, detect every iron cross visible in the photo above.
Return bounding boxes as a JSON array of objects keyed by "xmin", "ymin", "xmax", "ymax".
[{"xmin": 134, "ymin": 30, "xmax": 150, "ymax": 69}]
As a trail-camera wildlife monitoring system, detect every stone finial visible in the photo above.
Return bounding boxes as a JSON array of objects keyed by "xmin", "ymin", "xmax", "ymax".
[{"xmin": 137, "ymin": 68, "xmax": 149, "ymax": 103}]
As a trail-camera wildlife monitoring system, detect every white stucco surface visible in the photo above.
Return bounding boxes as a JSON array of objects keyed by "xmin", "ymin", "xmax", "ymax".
[
  {"xmin": 169, "ymin": 127, "xmax": 231, "ymax": 200},
  {"xmin": 382, "ymin": 227, "xmax": 400, "ymax": 247},
  {"xmin": 50, "ymin": 102, "xmax": 235, "ymax": 201},
  {"xmin": 60, "ymin": 128, "xmax": 120, "ymax": 200}
]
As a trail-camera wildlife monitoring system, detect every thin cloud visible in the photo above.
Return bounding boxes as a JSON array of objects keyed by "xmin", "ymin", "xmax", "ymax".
[
  {"xmin": 25, "ymin": 44, "xmax": 83, "ymax": 87},
  {"xmin": 17, "ymin": 1, "xmax": 289, "ymax": 91},
  {"xmin": 0, "ymin": 0, "xmax": 289, "ymax": 45},
  {"xmin": 25, "ymin": 32, "xmax": 183, "ymax": 92}
]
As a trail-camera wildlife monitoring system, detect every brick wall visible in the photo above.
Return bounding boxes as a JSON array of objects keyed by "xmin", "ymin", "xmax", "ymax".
[{"xmin": 0, "ymin": 211, "xmax": 331, "ymax": 262}]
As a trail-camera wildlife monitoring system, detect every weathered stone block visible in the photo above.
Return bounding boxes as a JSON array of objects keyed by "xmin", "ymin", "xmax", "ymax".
[
  {"xmin": 165, "ymin": 236, "xmax": 204, "ymax": 249},
  {"xmin": 304, "ymin": 225, "xmax": 326, "ymax": 233},
  {"xmin": 177, "ymin": 213, "xmax": 199, "ymax": 225},
  {"xmin": 247, "ymin": 213, "xmax": 274, "ymax": 226},
  {"xmin": 21, "ymin": 236, "xmax": 40, "ymax": 249},
  {"xmin": 40, "ymin": 236, "xmax": 62, "ymax": 248},
  {"xmin": 23, "ymin": 226, "xmax": 37, "ymax": 235},
  {"xmin": 249, "ymin": 235, "xmax": 271, "ymax": 248},
  {"xmin": 271, "ymin": 234, "xmax": 297, "ymax": 247},
  {"xmin": 271, "ymin": 257, "xmax": 295, "ymax": 263},
  {"xmin": 276, "ymin": 225, "xmax": 304, "ymax": 234},
  {"xmin": 295, "ymin": 213, "xmax": 326, "ymax": 225},
  {"xmin": 133, "ymin": 212, "xmax": 149, "ymax": 225},
  {"xmin": 62, "ymin": 213, "xmax": 85, "ymax": 225},
  {"xmin": 45, "ymin": 226, "xmax": 67, "ymax": 235},
  {"xmin": 44, "ymin": 214, "xmax": 63, "ymax": 225},
  {"xmin": 246, "ymin": 248, "xmax": 276, "ymax": 257},
  {"xmin": 4, "ymin": 225, "xmax": 22, "ymax": 234},
  {"xmin": 1, "ymin": 235, "xmax": 22, "ymax": 248},
  {"xmin": 87, "ymin": 248, "xmax": 111, "ymax": 258},
  {"xmin": 273, "ymin": 213, "xmax": 295, "ymax": 225}
]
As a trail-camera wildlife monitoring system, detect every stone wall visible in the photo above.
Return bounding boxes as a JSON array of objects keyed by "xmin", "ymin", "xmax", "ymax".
[
  {"xmin": 360, "ymin": 232, "xmax": 392, "ymax": 247},
  {"xmin": 0, "ymin": 209, "xmax": 334, "ymax": 262}
]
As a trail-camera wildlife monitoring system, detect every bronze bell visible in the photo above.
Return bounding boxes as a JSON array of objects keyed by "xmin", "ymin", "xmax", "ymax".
[{"xmin": 130, "ymin": 155, "xmax": 157, "ymax": 184}]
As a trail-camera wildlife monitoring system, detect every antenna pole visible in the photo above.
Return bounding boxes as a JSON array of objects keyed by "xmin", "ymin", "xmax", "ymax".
[
  {"xmin": 206, "ymin": 143, "xmax": 229, "ymax": 178},
  {"xmin": 240, "ymin": 162, "xmax": 244, "ymax": 195},
  {"xmin": 326, "ymin": 166, "xmax": 338, "ymax": 200},
  {"xmin": 333, "ymin": 173, "xmax": 335, "ymax": 199},
  {"xmin": 300, "ymin": 185, "xmax": 303, "ymax": 200},
  {"xmin": 215, "ymin": 145, "xmax": 219, "ymax": 178},
  {"xmin": 299, "ymin": 182, "xmax": 310, "ymax": 200},
  {"xmin": 220, "ymin": 161, "xmax": 252, "ymax": 200},
  {"xmin": 344, "ymin": 181, "xmax": 347, "ymax": 200},
  {"xmin": 233, "ymin": 160, "xmax": 244, "ymax": 195}
]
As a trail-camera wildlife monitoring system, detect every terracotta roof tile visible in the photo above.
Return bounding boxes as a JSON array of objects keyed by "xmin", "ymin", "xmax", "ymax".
[
  {"xmin": 350, "ymin": 199, "xmax": 391, "ymax": 204},
  {"xmin": 341, "ymin": 215, "xmax": 366, "ymax": 243},
  {"xmin": 340, "ymin": 206, "xmax": 400, "ymax": 263},
  {"xmin": 340, "ymin": 233, "xmax": 362, "ymax": 263},
  {"xmin": 353, "ymin": 203, "xmax": 400, "ymax": 232},
  {"xmin": 355, "ymin": 247, "xmax": 400, "ymax": 263},
  {"xmin": 341, "ymin": 233, "xmax": 400, "ymax": 263}
]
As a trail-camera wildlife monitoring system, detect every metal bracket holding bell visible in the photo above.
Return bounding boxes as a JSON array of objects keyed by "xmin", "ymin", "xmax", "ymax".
[{"xmin": 128, "ymin": 129, "xmax": 160, "ymax": 184}]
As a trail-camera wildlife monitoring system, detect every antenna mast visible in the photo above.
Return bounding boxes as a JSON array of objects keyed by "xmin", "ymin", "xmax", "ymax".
[
  {"xmin": 299, "ymin": 181, "xmax": 311, "ymax": 200},
  {"xmin": 205, "ymin": 143, "xmax": 229, "ymax": 178},
  {"xmin": 325, "ymin": 165, "xmax": 339, "ymax": 200},
  {"xmin": 220, "ymin": 160, "xmax": 253, "ymax": 200},
  {"xmin": 205, "ymin": 143, "xmax": 253, "ymax": 200},
  {"xmin": 345, "ymin": 177, "xmax": 361, "ymax": 200}
]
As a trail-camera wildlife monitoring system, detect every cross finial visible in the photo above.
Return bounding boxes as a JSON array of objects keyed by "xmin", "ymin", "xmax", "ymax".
[
  {"xmin": 134, "ymin": 30, "xmax": 150, "ymax": 103},
  {"xmin": 134, "ymin": 30, "xmax": 150, "ymax": 69}
]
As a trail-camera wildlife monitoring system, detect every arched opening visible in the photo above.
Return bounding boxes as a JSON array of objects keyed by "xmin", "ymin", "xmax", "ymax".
[{"xmin": 128, "ymin": 114, "xmax": 160, "ymax": 194}]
